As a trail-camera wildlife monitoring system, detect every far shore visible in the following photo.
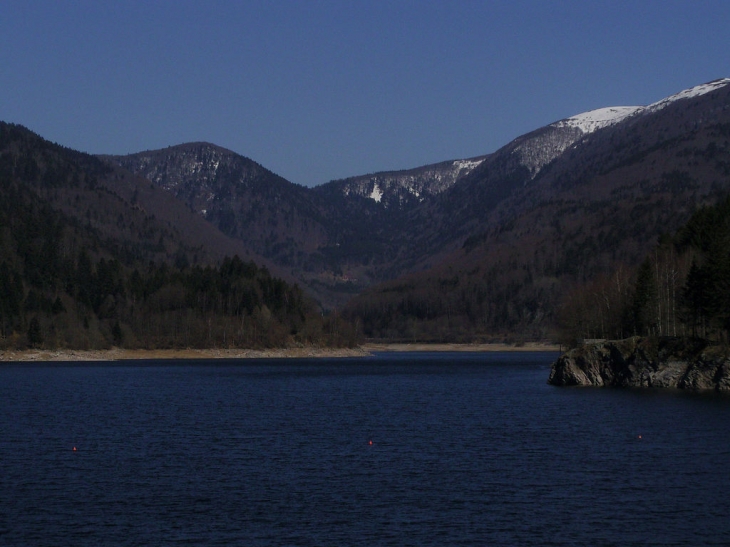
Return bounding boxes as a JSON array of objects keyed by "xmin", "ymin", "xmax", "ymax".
[
  {"xmin": 363, "ymin": 342, "xmax": 560, "ymax": 353},
  {"xmin": 1, "ymin": 342, "xmax": 560, "ymax": 362},
  {"xmin": 0, "ymin": 347, "xmax": 369, "ymax": 362}
]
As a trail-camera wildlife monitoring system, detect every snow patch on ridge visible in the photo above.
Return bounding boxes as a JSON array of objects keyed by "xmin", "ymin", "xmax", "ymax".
[
  {"xmin": 555, "ymin": 106, "xmax": 643, "ymax": 134},
  {"xmin": 453, "ymin": 159, "xmax": 484, "ymax": 172},
  {"xmin": 647, "ymin": 78, "xmax": 730, "ymax": 112},
  {"xmin": 513, "ymin": 106, "xmax": 643, "ymax": 177},
  {"xmin": 369, "ymin": 183, "xmax": 383, "ymax": 203},
  {"xmin": 555, "ymin": 79, "xmax": 730, "ymax": 134}
]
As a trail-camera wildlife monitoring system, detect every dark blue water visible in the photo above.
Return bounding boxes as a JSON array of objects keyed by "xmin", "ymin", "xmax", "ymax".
[{"xmin": 1, "ymin": 352, "xmax": 729, "ymax": 546}]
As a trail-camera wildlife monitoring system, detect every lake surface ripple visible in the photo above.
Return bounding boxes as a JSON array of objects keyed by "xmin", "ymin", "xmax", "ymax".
[{"xmin": 1, "ymin": 352, "xmax": 729, "ymax": 546}]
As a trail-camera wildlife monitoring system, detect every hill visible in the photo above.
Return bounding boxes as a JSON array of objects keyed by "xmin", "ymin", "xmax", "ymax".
[
  {"xmin": 106, "ymin": 80, "xmax": 730, "ymax": 334},
  {"xmin": 0, "ymin": 123, "xmax": 354, "ymax": 350},
  {"xmin": 106, "ymin": 145, "xmax": 491, "ymax": 308},
  {"xmin": 343, "ymin": 79, "xmax": 730, "ymax": 341},
  {"xmin": 6, "ymin": 77, "xmax": 730, "ymax": 345}
]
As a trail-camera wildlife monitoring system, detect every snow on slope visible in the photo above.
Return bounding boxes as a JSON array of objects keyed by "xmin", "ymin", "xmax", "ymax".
[
  {"xmin": 339, "ymin": 79, "xmax": 730, "ymax": 202},
  {"xmin": 555, "ymin": 106, "xmax": 643, "ymax": 133},
  {"xmin": 515, "ymin": 78, "xmax": 730, "ymax": 178},
  {"xmin": 333, "ymin": 157, "xmax": 486, "ymax": 206},
  {"xmin": 647, "ymin": 78, "xmax": 730, "ymax": 113},
  {"xmin": 369, "ymin": 183, "xmax": 383, "ymax": 203},
  {"xmin": 513, "ymin": 107, "xmax": 643, "ymax": 178},
  {"xmin": 453, "ymin": 158, "xmax": 484, "ymax": 172},
  {"xmin": 557, "ymin": 79, "xmax": 730, "ymax": 134}
]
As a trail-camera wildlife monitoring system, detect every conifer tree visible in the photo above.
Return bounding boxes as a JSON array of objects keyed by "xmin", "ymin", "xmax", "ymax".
[{"xmin": 631, "ymin": 259, "xmax": 658, "ymax": 336}]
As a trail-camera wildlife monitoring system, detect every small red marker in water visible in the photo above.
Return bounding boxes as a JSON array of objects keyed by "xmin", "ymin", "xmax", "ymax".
[
  {"xmin": 368, "ymin": 440, "xmax": 373, "ymax": 445},
  {"xmin": 637, "ymin": 435, "xmax": 642, "ymax": 440},
  {"xmin": 73, "ymin": 446, "xmax": 77, "ymax": 452}
]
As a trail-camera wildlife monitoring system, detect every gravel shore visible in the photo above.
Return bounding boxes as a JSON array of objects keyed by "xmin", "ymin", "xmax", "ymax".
[
  {"xmin": 0, "ymin": 347, "xmax": 370, "ymax": 362},
  {"xmin": 1, "ymin": 342, "xmax": 559, "ymax": 362}
]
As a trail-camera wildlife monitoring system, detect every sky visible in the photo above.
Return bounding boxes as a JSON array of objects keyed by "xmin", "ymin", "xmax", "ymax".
[{"xmin": 1, "ymin": 1, "xmax": 729, "ymax": 187}]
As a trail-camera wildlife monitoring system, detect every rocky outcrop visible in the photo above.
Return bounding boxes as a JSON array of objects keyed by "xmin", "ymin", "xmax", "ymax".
[{"xmin": 548, "ymin": 337, "xmax": 730, "ymax": 391}]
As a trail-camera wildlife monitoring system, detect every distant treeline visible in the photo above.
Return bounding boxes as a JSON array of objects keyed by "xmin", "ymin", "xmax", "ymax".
[{"xmin": 0, "ymin": 251, "xmax": 359, "ymax": 350}]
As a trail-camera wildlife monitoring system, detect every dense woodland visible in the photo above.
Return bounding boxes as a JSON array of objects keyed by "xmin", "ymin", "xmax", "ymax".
[
  {"xmin": 557, "ymin": 196, "xmax": 730, "ymax": 346},
  {"xmin": 0, "ymin": 124, "xmax": 359, "ymax": 350},
  {"xmin": 0, "ymin": 201, "xmax": 358, "ymax": 350},
  {"xmin": 344, "ymin": 191, "xmax": 730, "ymax": 346},
  {"xmin": 0, "ymin": 207, "xmax": 359, "ymax": 350}
]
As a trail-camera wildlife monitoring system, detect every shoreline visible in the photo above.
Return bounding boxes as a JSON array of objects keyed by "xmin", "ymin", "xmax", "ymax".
[
  {"xmin": 1, "ymin": 342, "xmax": 560, "ymax": 362},
  {"xmin": 363, "ymin": 342, "xmax": 560, "ymax": 353},
  {"xmin": 0, "ymin": 347, "xmax": 370, "ymax": 362}
]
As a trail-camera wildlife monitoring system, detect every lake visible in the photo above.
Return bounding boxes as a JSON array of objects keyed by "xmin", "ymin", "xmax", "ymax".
[{"xmin": 1, "ymin": 351, "xmax": 729, "ymax": 546}]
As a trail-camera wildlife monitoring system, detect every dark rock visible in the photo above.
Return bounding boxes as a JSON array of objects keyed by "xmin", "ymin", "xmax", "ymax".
[{"xmin": 548, "ymin": 337, "xmax": 730, "ymax": 391}]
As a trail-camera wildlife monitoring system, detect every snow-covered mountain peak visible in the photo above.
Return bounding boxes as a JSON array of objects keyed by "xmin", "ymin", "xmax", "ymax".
[
  {"xmin": 549, "ymin": 79, "xmax": 730, "ymax": 136},
  {"xmin": 647, "ymin": 78, "xmax": 730, "ymax": 113},
  {"xmin": 516, "ymin": 79, "xmax": 729, "ymax": 179},
  {"xmin": 554, "ymin": 106, "xmax": 643, "ymax": 134},
  {"xmin": 510, "ymin": 106, "xmax": 641, "ymax": 180}
]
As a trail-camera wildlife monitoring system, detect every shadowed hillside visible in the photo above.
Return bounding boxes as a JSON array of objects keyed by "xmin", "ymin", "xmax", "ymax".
[
  {"xmin": 343, "ymin": 80, "xmax": 730, "ymax": 342},
  {"xmin": 0, "ymin": 123, "xmax": 357, "ymax": 350},
  {"xmin": 6, "ymin": 79, "xmax": 730, "ymax": 345}
]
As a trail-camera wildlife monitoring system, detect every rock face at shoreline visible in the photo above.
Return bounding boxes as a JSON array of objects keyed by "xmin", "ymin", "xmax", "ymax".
[{"xmin": 548, "ymin": 337, "xmax": 730, "ymax": 391}]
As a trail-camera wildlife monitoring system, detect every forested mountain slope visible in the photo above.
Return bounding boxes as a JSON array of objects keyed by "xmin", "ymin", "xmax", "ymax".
[
  {"xmin": 344, "ymin": 79, "xmax": 730, "ymax": 341},
  {"xmin": 107, "ymin": 144, "xmax": 393, "ymax": 308},
  {"xmin": 313, "ymin": 155, "xmax": 488, "ymax": 210},
  {"xmin": 109, "ymin": 144, "xmax": 487, "ymax": 307},
  {"xmin": 8, "ymin": 78, "xmax": 729, "ymax": 343},
  {"xmin": 108, "ymin": 81, "xmax": 730, "ymax": 321},
  {"xmin": 0, "ymin": 124, "xmax": 352, "ymax": 350}
]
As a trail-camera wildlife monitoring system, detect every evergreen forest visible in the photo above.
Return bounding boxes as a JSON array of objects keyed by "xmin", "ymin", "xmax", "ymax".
[
  {"xmin": 0, "ymin": 124, "xmax": 358, "ymax": 350},
  {"xmin": 557, "ymin": 196, "xmax": 730, "ymax": 346}
]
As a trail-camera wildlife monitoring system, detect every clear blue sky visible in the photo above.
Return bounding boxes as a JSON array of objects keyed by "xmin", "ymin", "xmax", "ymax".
[{"xmin": 2, "ymin": 1, "xmax": 728, "ymax": 187}]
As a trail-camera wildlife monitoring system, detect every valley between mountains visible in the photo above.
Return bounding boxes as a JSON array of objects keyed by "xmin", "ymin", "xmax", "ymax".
[{"xmin": 2, "ymin": 78, "xmax": 730, "ymax": 349}]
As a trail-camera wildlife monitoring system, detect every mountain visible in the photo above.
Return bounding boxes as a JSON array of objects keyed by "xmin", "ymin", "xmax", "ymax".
[
  {"xmin": 106, "ymin": 143, "xmax": 379, "ymax": 307},
  {"xmin": 358, "ymin": 105, "xmax": 648, "ymax": 276},
  {"xmin": 343, "ymin": 78, "xmax": 730, "ymax": 341},
  {"xmin": 106, "ymin": 145, "xmax": 492, "ymax": 307},
  {"xmin": 0, "ymin": 123, "xmax": 349, "ymax": 350},
  {"xmin": 313, "ymin": 155, "xmax": 488, "ymax": 210},
  {"xmin": 84, "ymin": 77, "xmax": 730, "ymax": 341},
  {"xmin": 389, "ymin": 79, "xmax": 730, "ymax": 266},
  {"xmin": 0, "ymin": 124, "xmax": 227, "ymax": 266},
  {"xmin": 105, "ymin": 143, "xmax": 329, "ymax": 255}
]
